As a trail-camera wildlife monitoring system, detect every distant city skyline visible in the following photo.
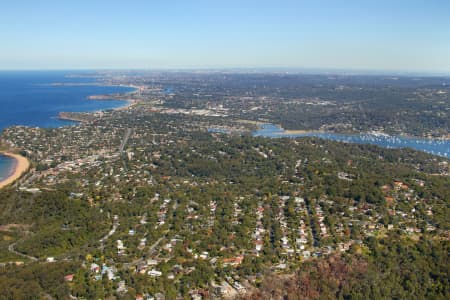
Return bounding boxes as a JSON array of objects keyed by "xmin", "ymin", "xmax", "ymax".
[{"xmin": 1, "ymin": 0, "xmax": 450, "ymax": 74}]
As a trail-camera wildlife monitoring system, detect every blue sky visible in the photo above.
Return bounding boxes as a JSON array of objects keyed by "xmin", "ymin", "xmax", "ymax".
[{"xmin": 1, "ymin": 0, "xmax": 450, "ymax": 73}]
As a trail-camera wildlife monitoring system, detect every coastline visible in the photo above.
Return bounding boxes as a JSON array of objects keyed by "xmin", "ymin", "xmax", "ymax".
[
  {"xmin": 113, "ymin": 99, "xmax": 138, "ymax": 111},
  {"xmin": 56, "ymin": 84, "xmax": 139, "ymax": 123},
  {"xmin": 254, "ymin": 123, "xmax": 327, "ymax": 136},
  {"xmin": 281, "ymin": 129, "xmax": 450, "ymax": 141},
  {"xmin": 282, "ymin": 129, "xmax": 326, "ymax": 135},
  {"xmin": 86, "ymin": 84, "xmax": 139, "ymax": 111},
  {"xmin": 253, "ymin": 123, "xmax": 450, "ymax": 158},
  {"xmin": 256, "ymin": 123, "xmax": 450, "ymax": 141},
  {"xmin": 0, "ymin": 153, "xmax": 30, "ymax": 189},
  {"xmin": 57, "ymin": 99, "xmax": 138, "ymax": 123}
]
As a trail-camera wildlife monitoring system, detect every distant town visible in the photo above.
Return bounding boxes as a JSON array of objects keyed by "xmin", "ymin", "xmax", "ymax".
[{"xmin": 0, "ymin": 71, "xmax": 448, "ymax": 299}]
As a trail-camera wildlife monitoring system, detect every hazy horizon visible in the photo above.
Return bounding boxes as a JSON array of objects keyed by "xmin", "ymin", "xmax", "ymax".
[
  {"xmin": 1, "ymin": 0, "xmax": 450, "ymax": 73},
  {"xmin": 1, "ymin": 68, "xmax": 449, "ymax": 77}
]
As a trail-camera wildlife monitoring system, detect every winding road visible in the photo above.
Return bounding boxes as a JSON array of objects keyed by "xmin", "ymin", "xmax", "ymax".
[{"xmin": 8, "ymin": 242, "xmax": 38, "ymax": 262}]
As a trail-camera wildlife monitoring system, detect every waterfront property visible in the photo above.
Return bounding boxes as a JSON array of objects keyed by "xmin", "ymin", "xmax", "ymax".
[{"xmin": 253, "ymin": 124, "xmax": 450, "ymax": 158}]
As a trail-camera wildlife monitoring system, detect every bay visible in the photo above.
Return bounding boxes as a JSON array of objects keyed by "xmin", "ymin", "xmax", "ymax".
[
  {"xmin": 0, "ymin": 70, "xmax": 135, "ymax": 181},
  {"xmin": 0, "ymin": 70, "xmax": 135, "ymax": 129},
  {"xmin": 253, "ymin": 123, "xmax": 450, "ymax": 158}
]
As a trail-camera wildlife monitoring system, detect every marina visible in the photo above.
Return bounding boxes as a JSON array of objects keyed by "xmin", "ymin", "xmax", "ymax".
[{"xmin": 253, "ymin": 123, "xmax": 450, "ymax": 158}]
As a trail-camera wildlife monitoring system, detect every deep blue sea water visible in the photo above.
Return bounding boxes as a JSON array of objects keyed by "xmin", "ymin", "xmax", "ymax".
[
  {"xmin": 1, "ymin": 71, "xmax": 448, "ymax": 183},
  {"xmin": 0, "ymin": 71, "xmax": 134, "ymax": 129},
  {"xmin": 0, "ymin": 70, "xmax": 135, "ymax": 181},
  {"xmin": 253, "ymin": 124, "xmax": 450, "ymax": 158}
]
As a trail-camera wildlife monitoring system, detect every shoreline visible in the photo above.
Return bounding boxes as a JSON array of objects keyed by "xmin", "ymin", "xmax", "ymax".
[
  {"xmin": 0, "ymin": 80, "xmax": 139, "ymax": 131},
  {"xmin": 253, "ymin": 123, "xmax": 450, "ymax": 158},
  {"xmin": 113, "ymin": 99, "xmax": 138, "ymax": 111},
  {"xmin": 282, "ymin": 129, "xmax": 326, "ymax": 135},
  {"xmin": 281, "ymin": 129, "xmax": 450, "ymax": 141},
  {"xmin": 0, "ymin": 152, "xmax": 30, "ymax": 189},
  {"xmin": 81, "ymin": 84, "xmax": 139, "ymax": 112},
  {"xmin": 56, "ymin": 99, "xmax": 138, "ymax": 123},
  {"xmin": 255, "ymin": 123, "xmax": 327, "ymax": 136},
  {"xmin": 256, "ymin": 123, "xmax": 450, "ymax": 141},
  {"xmin": 55, "ymin": 83, "xmax": 139, "ymax": 124}
]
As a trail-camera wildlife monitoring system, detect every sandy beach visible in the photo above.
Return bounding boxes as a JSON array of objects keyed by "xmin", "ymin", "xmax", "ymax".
[
  {"xmin": 0, "ymin": 152, "xmax": 30, "ymax": 189},
  {"xmin": 114, "ymin": 99, "xmax": 138, "ymax": 111}
]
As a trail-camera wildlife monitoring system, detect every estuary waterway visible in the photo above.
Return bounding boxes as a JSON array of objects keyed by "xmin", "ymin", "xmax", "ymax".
[{"xmin": 252, "ymin": 123, "xmax": 450, "ymax": 158}]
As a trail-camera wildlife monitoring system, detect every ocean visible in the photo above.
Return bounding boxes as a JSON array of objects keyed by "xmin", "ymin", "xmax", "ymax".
[
  {"xmin": 0, "ymin": 70, "xmax": 135, "ymax": 182},
  {"xmin": 0, "ymin": 71, "xmax": 134, "ymax": 129},
  {"xmin": 1, "ymin": 71, "xmax": 448, "ymax": 183}
]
